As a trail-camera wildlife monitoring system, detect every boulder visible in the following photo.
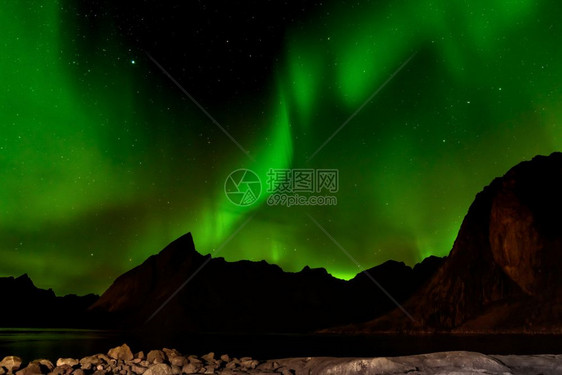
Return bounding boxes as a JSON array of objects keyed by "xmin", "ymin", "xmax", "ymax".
[
  {"xmin": 108, "ymin": 344, "xmax": 134, "ymax": 361},
  {"xmin": 143, "ymin": 364, "xmax": 172, "ymax": 375},
  {"xmin": 14, "ymin": 363, "xmax": 42, "ymax": 375},
  {"xmin": 134, "ymin": 352, "xmax": 145, "ymax": 360},
  {"xmin": 56, "ymin": 359, "xmax": 79, "ymax": 368},
  {"xmin": 181, "ymin": 363, "xmax": 201, "ymax": 374},
  {"xmin": 96, "ymin": 354, "xmax": 111, "ymax": 363},
  {"xmin": 161, "ymin": 349, "xmax": 180, "ymax": 360},
  {"xmin": 224, "ymin": 361, "xmax": 237, "ymax": 369},
  {"xmin": 239, "ymin": 359, "xmax": 259, "ymax": 369},
  {"xmin": 51, "ymin": 365, "xmax": 74, "ymax": 375},
  {"xmin": 257, "ymin": 361, "xmax": 281, "ymax": 371},
  {"xmin": 168, "ymin": 356, "xmax": 186, "ymax": 367},
  {"xmin": 131, "ymin": 364, "xmax": 147, "ymax": 374},
  {"xmin": 187, "ymin": 356, "xmax": 201, "ymax": 364},
  {"xmin": 79, "ymin": 356, "xmax": 101, "ymax": 370},
  {"xmin": 146, "ymin": 350, "xmax": 165, "ymax": 365},
  {"xmin": 0, "ymin": 356, "xmax": 22, "ymax": 371},
  {"xmin": 275, "ymin": 351, "xmax": 511, "ymax": 374},
  {"xmin": 30, "ymin": 359, "xmax": 54, "ymax": 372}
]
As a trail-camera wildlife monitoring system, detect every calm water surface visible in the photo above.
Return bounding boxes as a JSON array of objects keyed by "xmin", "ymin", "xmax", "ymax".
[{"xmin": 2, "ymin": 329, "xmax": 562, "ymax": 363}]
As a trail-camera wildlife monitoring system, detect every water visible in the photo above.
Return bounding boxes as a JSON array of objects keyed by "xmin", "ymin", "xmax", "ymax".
[
  {"xmin": 2, "ymin": 329, "xmax": 562, "ymax": 363},
  {"xmin": 0, "ymin": 329, "xmax": 123, "ymax": 362}
]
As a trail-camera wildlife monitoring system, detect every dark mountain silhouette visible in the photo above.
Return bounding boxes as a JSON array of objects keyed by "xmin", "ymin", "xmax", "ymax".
[
  {"xmin": 11, "ymin": 152, "xmax": 562, "ymax": 334},
  {"xmin": 333, "ymin": 152, "xmax": 562, "ymax": 334},
  {"xmin": 89, "ymin": 233, "xmax": 443, "ymax": 333},
  {"xmin": 0, "ymin": 274, "xmax": 98, "ymax": 327}
]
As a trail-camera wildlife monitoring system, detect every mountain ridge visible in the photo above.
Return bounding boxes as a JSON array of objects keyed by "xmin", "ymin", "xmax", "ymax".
[
  {"xmin": 8, "ymin": 153, "xmax": 562, "ymax": 334},
  {"xmin": 329, "ymin": 152, "xmax": 562, "ymax": 334},
  {"xmin": 0, "ymin": 273, "xmax": 98, "ymax": 327},
  {"xmin": 89, "ymin": 232, "xmax": 444, "ymax": 333}
]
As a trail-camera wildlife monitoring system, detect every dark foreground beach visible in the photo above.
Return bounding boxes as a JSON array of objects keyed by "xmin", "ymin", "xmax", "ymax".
[
  {"xmin": 2, "ymin": 344, "xmax": 562, "ymax": 375},
  {"xmin": 4, "ymin": 330, "xmax": 562, "ymax": 374}
]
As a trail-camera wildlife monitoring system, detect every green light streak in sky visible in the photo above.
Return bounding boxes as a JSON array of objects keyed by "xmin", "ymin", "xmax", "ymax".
[
  {"xmin": 286, "ymin": 36, "xmax": 325, "ymax": 129},
  {"xmin": 275, "ymin": 0, "xmax": 560, "ymax": 267},
  {"xmin": 196, "ymin": 84, "xmax": 293, "ymax": 258},
  {"xmin": 3, "ymin": 0, "xmax": 562, "ymax": 294}
]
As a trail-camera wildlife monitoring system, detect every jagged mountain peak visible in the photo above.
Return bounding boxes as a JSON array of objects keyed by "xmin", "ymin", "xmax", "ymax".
[
  {"xmin": 90, "ymin": 231, "xmax": 443, "ymax": 333},
  {"xmin": 337, "ymin": 152, "xmax": 562, "ymax": 334}
]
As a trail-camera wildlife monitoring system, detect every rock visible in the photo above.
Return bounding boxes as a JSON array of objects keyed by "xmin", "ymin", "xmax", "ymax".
[
  {"xmin": 79, "ymin": 356, "xmax": 101, "ymax": 370},
  {"xmin": 0, "ymin": 356, "xmax": 22, "ymax": 371},
  {"xmin": 273, "ymin": 352, "xmax": 514, "ymax": 374},
  {"xmin": 162, "ymin": 349, "xmax": 181, "ymax": 360},
  {"xmin": 51, "ymin": 365, "xmax": 74, "ymax": 375},
  {"xmin": 143, "ymin": 364, "xmax": 172, "ymax": 375},
  {"xmin": 96, "ymin": 354, "xmax": 111, "ymax": 363},
  {"xmin": 30, "ymin": 359, "xmax": 54, "ymax": 372},
  {"xmin": 92, "ymin": 371, "xmax": 105, "ymax": 375},
  {"xmin": 146, "ymin": 350, "xmax": 165, "ymax": 364},
  {"xmin": 134, "ymin": 352, "xmax": 145, "ymax": 360},
  {"xmin": 181, "ymin": 363, "xmax": 201, "ymax": 374},
  {"xmin": 168, "ymin": 356, "xmax": 187, "ymax": 367},
  {"xmin": 239, "ymin": 359, "xmax": 259, "ymax": 369},
  {"xmin": 219, "ymin": 354, "xmax": 230, "ymax": 363},
  {"xmin": 56, "ymin": 359, "xmax": 79, "ymax": 368},
  {"xmin": 187, "ymin": 356, "xmax": 202, "ymax": 365},
  {"xmin": 276, "ymin": 367, "xmax": 294, "ymax": 375},
  {"xmin": 170, "ymin": 365, "xmax": 181, "ymax": 375},
  {"xmin": 257, "ymin": 361, "xmax": 280, "ymax": 371},
  {"xmin": 72, "ymin": 370, "xmax": 85, "ymax": 375},
  {"xmin": 487, "ymin": 155, "xmax": 562, "ymax": 297},
  {"xmin": 15, "ymin": 363, "xmax": 42, "ymax": 375},
  {"xmin": 0, "ymin": 367, "xmax": 5, "ymax": 375},
  {"xmin": 131, "ymin": 364, "xmax": 147, "ymax": 374},
  {"xmin": 224, "ymin": 361, "xmax": 237, "ymax": 369},
  {"xmin": 201, "ymin": 353, "xmax": 215, "ymax": 362},
  {"xmin": 108, "ymin": 344, "xmax": 134, "ymax": 361}
]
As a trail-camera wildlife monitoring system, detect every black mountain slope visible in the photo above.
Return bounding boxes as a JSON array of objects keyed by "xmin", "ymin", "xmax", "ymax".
[{"xmin": 90, "ymin": 233, "xmax": 443, "ymax": 333}]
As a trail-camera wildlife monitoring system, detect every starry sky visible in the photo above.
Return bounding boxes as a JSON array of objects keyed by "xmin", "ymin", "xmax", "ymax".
[{"xmin": 2, "ymin": 0, "xmax": 562, "ymax": 295}]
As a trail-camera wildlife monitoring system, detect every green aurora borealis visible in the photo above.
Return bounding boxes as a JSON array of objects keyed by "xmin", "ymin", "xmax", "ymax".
[{"xmin": 2, "ymin": 0, "xmax": 562, "ymax": 294}]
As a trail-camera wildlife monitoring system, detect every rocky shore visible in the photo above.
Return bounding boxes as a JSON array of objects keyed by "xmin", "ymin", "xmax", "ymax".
[
  {"xmin": 2, "ymin": 344, "xmax": 562, "ymax": 374},
  {"xmin": 0, "ymin": 344, "xmax": 292, "ymax": 375}
]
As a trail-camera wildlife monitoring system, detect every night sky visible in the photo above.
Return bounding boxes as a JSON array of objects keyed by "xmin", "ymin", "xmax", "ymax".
[{"xmin": 2, "ymin": 0, "xmax": 562, "ymax": 295}]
